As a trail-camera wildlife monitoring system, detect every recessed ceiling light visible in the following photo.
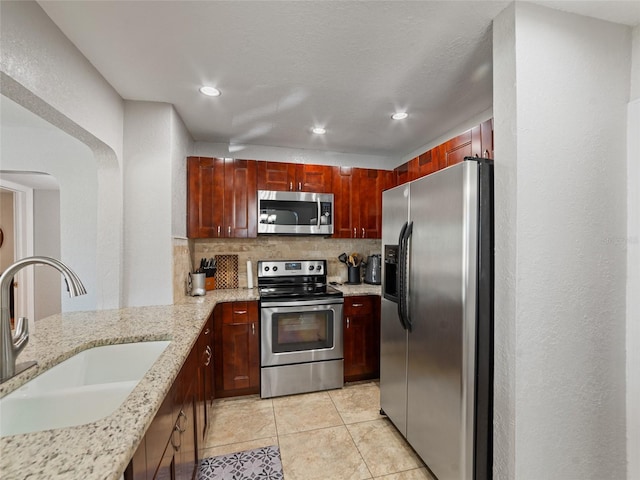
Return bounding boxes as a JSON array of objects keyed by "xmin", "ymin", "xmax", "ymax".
[
  {"xmin": 199, "ymin": 86, "xmax": 221, "ymax": 97},
  {"xmin": 391, "ymin": 112, "xmax": 408, "ymax": 120},
  {"xmin": 312, "ymin": 127, "xmax": 326, "ymax": 135}
]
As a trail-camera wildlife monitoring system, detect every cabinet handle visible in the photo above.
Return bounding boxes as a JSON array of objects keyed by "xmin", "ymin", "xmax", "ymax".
[
  {"xmin": 352, "ymin": 303, "xmax": 363, "ymax": 307},
  {"xmin": 205, "ymin": 345, "xmax": 212, "ymax": 366},
  {"xmin": 177, "ymin": 410, "xmax": 188, "ymax": 433},
  {"xmin": 353, "ymin": 227, "xmax": 356, "ymax": 238},
  {"xmin": 346, "ymin": 317, "xmax": 350, "ymax": 329},
  {"xmin": 204, "ymin": 328, "xmax": 210, "ymax": 335},
  {"xmin": 171, "ymin": 425, "xmax": 181, "ymax": 451},
  {"xmin": 234, "ymin": 310, "xmax": 247, "ymax": 315},
  {"xmin": 228, "ymin": 225, "xmax": 231, "ymax": 237},
  {"xmin": 298, "ymin": 182, "xmax": 302, "ymax": 191},
  {"xmin": 289, "ymin": 181, "xmax": 293, "ymax": 191},
  {"xmin": 251, "ymin": 323, "xmax": 256, "ymax": 335},
  {"xmin": 361, "ymin": 227, "xmax": 365, "ymax": 238},
  {"xmin": 217, "ymin": 225, "xmax": 221, "ymax": 237}
]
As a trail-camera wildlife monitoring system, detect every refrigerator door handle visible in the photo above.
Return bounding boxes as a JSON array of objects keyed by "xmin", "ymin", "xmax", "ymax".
[
  {"xmin": 397, "ymin": 222, "xmax": 409, "ymax": 330},
  {"xmin": 403, "ymin": 221, "xmax": 414, "ymax": 332}
]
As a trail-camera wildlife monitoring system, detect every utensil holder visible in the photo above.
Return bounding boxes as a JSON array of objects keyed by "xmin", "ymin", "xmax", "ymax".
[{"xmin": 347, "ymin": 265, "xmax": 361, "ymax": 284}]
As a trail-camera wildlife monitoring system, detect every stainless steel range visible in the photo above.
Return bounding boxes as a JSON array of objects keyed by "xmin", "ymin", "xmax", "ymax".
[{"xmin": 258, "ymin": 259, "xmax": 344, "ymax": 398}]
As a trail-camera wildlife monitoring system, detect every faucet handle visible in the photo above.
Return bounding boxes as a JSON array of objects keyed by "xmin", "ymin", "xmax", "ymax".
[{"xmin": 13, "ymin": 317, "xmax": 30, "ymax": 356}]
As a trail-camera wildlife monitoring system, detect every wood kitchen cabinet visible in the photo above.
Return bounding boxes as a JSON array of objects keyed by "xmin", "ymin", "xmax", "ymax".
[
  {"xmin": 437, "ymin": 119, "xmax": 493, "ymax": 169},
  {"xmin": 125, "ymin": 321, "xmax": 212, "ymax": 480},
  {"xmin": 187, "ymin": 157, "xmax": 257, "ymax": 238},
  {"xmin": 333, "ymin": 167, "xmax": 393, "ymax": 239},
  {"xmin": 257, "ymin": 161, "xmax": 333, "ymax": 193},
  {"xmin": 213, "ymin": 301, "xmax": 260, "ymax": 398},
  {"xmin": 393, "ymin": 119, "xmax": 494, "ymax": 186},
  {"xmin": 196, "ymin": 314, "xmax": 214, "ymax": 452},
  {"xmin": 343, "ymin": 295, "xmax": 380, "ymax": 382},
  {"xmin": 394, "ymin": 158, "xmax": 417, "ymax": 186}
]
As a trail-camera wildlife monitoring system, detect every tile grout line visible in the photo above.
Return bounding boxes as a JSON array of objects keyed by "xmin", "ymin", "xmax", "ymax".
[{"xmin": 328, "ymin": 389, "xmax": 375, "ymax": 480}]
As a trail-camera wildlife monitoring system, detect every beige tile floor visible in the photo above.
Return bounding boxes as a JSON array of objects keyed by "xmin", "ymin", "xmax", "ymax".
[{"xmin": 201, "ymin": 381, "xmax": 435, "ymax": 480}]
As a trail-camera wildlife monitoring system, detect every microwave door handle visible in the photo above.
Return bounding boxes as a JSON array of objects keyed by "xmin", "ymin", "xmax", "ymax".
[{"xmin": 317, "ymin": 198, "xmax": 322, "ymax": 227}]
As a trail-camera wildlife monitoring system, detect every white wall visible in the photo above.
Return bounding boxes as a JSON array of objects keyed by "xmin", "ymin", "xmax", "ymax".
[
  {"xmin": 33, "ymin": 190, "xmax": 61, "ymax": 320},
  {"xmin": 627, "ymin": 24, "xmax": 640, "ymax": 480},
  {"xmin": 0, "ymin": 0, "xmax": 124, "ymax": 309},
  {"xmin": 493, "ymin": 3, "xmax": 630, "ymax": 479},
  {"xmin": 171, "ymin": 107, "xmax": 194, "ymax": 239},
  {"xmin": 0, "ymin": 116, "xmax": 99, "ymax": 313},
  {"xmin": 123, "ymin": 102, "xmax": 174, "ymax": 306}
]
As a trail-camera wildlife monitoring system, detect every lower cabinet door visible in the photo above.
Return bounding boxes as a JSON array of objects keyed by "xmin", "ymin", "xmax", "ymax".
[{"xmin": 153, "ymin": 443, "xmax": 174, "ymax": 480}]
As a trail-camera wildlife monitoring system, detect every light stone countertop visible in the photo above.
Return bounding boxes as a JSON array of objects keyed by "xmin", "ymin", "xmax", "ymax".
[
  {"xmin": 0, "ymin": 288, "xmax": 259, "ymax": 480},
  {"xmin": 0, "ymin": 285, "xmax": 381, "ymax": 480},
  {"xmin": 334, "ymin": 283, "xmax": 382, "ymax": 297}
]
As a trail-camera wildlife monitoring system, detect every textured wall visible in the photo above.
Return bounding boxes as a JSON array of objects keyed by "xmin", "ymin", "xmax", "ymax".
[
  {"xmin": 0, "ymin": 1, "xmax": 123, "ymax": 309},
  {"xmin": 494, "ymin": 3, "xmax": 630, "ymax": 479}
]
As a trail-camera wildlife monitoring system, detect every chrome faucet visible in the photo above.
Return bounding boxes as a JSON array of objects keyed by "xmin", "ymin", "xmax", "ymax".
[{"xmin": 0, "ymin": 256, "xmax": 87, "ymax": 383}]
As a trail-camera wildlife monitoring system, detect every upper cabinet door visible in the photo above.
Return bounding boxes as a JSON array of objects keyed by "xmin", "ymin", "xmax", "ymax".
[
  {"xmin": 224, "ymin": 159, "xmax": 257, "ymax": 238},
  {"xmin": 332, "ymin": 166, "xmax": 357, "ymax": 238},
  {"xmin": 187, "ymin": 157, "xmax": 225, "ymax": 238},
  {"xmin": 295, "ymin": 164, "xmax": 333, "ymax": 193},
  {"xmin": 187, "ymin": 157, "xmax": 257, "ymax": 239},
  {"xmin": 357, "ymin": 169, "xmax": 391, "ymax": 239},
  {"xmin": 256, "ymin": 162, "xmax": 297, "ymax": 191},
  {"xmin": 256, "ymin": 162, "xmax": 332, "ymax": 192}
]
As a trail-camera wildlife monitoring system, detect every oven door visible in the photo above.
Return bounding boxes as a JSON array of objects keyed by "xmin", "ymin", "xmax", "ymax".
[{"xmin": 260, "ymin": 297, "xmax": 343, "ymax": 367}]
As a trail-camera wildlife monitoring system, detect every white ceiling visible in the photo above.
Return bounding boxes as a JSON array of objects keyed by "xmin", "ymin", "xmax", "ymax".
[{"xmin": 15, "ymin": 1, "xmax": 640, "ymax": 162}]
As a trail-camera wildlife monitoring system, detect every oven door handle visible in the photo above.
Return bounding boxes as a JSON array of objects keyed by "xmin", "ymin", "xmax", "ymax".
[{"xmin": 260, "ymin": 297, "xmax": 344, "ymax": 308}]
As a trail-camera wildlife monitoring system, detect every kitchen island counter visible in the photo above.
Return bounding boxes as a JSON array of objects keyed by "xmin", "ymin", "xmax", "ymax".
[{"xmin": 0, "ymin": 288, "xmax": 258, "ymax": 480}]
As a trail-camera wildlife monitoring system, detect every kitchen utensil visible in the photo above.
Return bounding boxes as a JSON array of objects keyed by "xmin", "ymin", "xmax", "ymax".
[
  {"xmin": 338, "ymin": 253, "xmax": 348, "ymax": 264},
  {"xmin": 187, "ymin": 272, "xmax": 206, "ymax": 296}
]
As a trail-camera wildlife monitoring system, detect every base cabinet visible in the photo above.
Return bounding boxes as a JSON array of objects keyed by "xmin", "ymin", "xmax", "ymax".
[
  {"xmin": 213, "ymin": 301, "xmax": 260, "ymax": 398},
  {"xmin": 344, "ymin": 295, "xmax": 381, "ymax": 382},
  {"xmin": 126, "ymin": 319, "xmax": 214, "ymax": 480}
]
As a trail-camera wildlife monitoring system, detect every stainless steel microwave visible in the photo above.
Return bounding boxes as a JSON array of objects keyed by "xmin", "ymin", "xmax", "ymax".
[{"xmin": 257, "ymin": 190, "xmax": 334, "ymax": 235}]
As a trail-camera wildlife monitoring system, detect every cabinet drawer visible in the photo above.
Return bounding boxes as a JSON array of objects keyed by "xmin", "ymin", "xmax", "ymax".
[
  {"xmin": 223, "ymin": 301, "xmax": 258, "ymax": 324},
  {"xmin": 345, "ymin": 296, "xmax": 373, "ymax": 315}
]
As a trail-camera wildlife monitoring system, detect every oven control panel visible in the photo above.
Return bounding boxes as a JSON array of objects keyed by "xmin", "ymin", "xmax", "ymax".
[{"xmin": 258, "ymin": 260, "xmax": 325, "ymax": 277}]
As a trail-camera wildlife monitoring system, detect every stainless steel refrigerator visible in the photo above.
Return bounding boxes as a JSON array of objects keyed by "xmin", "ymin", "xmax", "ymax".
[{"xmin": 380, "ymin": 158, "xmax": 493, "ymax": 480}]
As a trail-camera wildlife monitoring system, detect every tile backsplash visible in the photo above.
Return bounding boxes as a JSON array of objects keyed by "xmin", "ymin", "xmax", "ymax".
[{"xmin": 191, "ymin": 237, "xmax": 381, "ymax": 290}]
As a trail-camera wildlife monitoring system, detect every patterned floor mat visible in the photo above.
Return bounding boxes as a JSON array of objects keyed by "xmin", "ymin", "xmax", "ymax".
[{"xmin": 198, "ymin": 445, "xmax": 284, "ymax": 480}]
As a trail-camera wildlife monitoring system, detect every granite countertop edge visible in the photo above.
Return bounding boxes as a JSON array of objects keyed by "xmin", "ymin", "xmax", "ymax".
[
  {"xmin": 0, "ymin": 288, "xmax": 259, "ymax": 480},
  {"xmin": 0, "ymin": 286, "xmax": 380, "ymax": 480}
]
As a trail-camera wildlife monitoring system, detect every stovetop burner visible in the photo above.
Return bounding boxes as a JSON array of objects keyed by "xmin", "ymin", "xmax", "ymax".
[{"xmin": 257, "ymin": 259, "xmax": 343, "ymax": 301}]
